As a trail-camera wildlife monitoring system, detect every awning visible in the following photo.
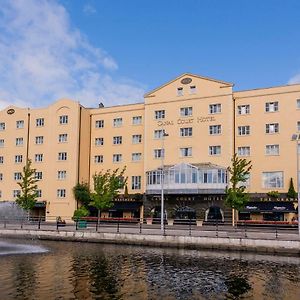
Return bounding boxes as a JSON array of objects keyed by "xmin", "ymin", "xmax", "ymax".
[
  {"xmin": 109, "ymin": 202, "xmax": 142, "ymax": 212},
  {"xmin": 242, "ymin": 202, "xmax": 296, "ymax": 213}
]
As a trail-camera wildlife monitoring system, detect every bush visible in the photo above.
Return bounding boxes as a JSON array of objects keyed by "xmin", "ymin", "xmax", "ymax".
[
  {"xmin": 267, "ymin": 191, "xmax": 280, "ymax": 198},
  {"xmin": 287, "ymin": 178, "xmax": 297, "ymax": 199},
  {"xmin": 73, "ymin": 206, "xmax": 89, "ymax": 220}
]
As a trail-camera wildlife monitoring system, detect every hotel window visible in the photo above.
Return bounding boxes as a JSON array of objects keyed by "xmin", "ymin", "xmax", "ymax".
[
  {"xmin": 132, "ymin": 176, "xmax": 141, "ymax": 190},
  {"xmin": 297, "ymin": 99, "xmax": 300, "ymax": 109},
  {"xmin": 262, "ymin": 171, "xmax": 283, "ymax": 188},
  {"xmin": 180, "ymin": 147, "xmax": 192, "ymax": 157},
  {"xmin": 180, "ymin": 127, "xmax": 193, "ymax": 137},
  {"xmin": 132, "ymin": 116, "xmax": 142, "ymax": 125},
  {"xmin": 265, "ymin": 101, "xmax": 278, "ymax": 112},
  {"xmin": 132, "ymin": 134, "xmax": 142, "ymax": 144},
  {"xmin": 154, "ymin": 129, "xmax": 166, "ymax": 139},
  {"xmin": 113, "ymin": 136, "xmax": 122, "ymax": 145},
  {"xmin": 35, "ymin": 136, "xmax": 44, "ymax": 144},
  {"xmin": 0, "ymin": 156, "xmax": 3, "ymax": 164},
  {"xmin": 15, "ymin": 155, "xmax": 23, "ymax": 163},
  {"xmin": 94, "ymin": 155, "xmax": 104, "ymax": 163},
  {"xmin": 154, "ymin": 149, "xmax": 164, "ymax": 159},
  {"xmin": 237, "ymin": 105, "xmax": 250, "ymax": 115},
  {"xmin": 0, "ymin": 139, "xmax": 4, "ymax": 147},
  {"xmin": 0, "ymin": 173, "xmax": 2, "ymax": 181},
  {"xmin": 58, "ymin": 152, "xmax": 67, "ymax": 161},
  {"xmin": 16, "ymin": 137, "xmax": 24, "ymax": 146},
  {"xmin": 209, "ymin": 104, "xmax": 221, "ymax": 114},
  {"xmin": 209, "ymin": 145, "xmax": 221, "ymax": 156},
  {"xmin": 190, "ymin": 85, "xmax": 197, "ymax": 94},
  {"xmin": 35, "ymin": 171, "xmax": 43, "ymax": 180},
  {"xmin": 57, "ymin": 170, "xmax": 67, "ymax": 180},
  {"xmin": 14, "ymin": 172, "xmax": 22, "ymax": 180},
  {"xmin": 113, "ymin": 154, "xmax": 122, "ymax": 163},
  {"xmin": 36, "ymin": 118, "xmax": 44, "ymax": 127},
  {"xmin": 13, "ymin": 190, "xmax": 21, "ymax": 198},
  {"xmin": 177, "ymin": 87, "xmax": 184, "ymax": 96},
  {"xmin": 209, "ymin": 125, "xmax": 221, "ymax": 135},
  {"xmin": 95, "ymin": 137, "xmax": 104, "ymax": 146},
  {"xmin": 132, "ymin": 152, "xmax": 142, "ymax": 161},
  {"xmin": 238, "ymin": 146, "xmax": 250, "ymax": 156},
  {"xmin": 238, "ymin": 126, "xmax": 250, "ymax": 136},
  {"xmin": 0, "ymin": 122, "xmax": 5, "ymax": 131},
  {"xmin": 297, "ymin": 121, "xmax": 300, "ymax": 132},
  {"xmin": 266, "ymin": 144, "xmax": 279, "ymax": 155},
  {"xmin": 154, "ymin": 110, "xmax": 165, "ymax": 120},
  {"xmin": 59, "ymin": 115, "xmax": 68, "ymax": 124},
  {"xmin": 35, "ymin": 154, "xmax": 43, "ymax": 162},
  {"xmin": 36, "ymin": 190, "xmax": 42, "ymax": 198},
  {"xmin": 58, "ymin": 134, "xmax": 68, "ymax": 143},
  {"xmin": 16, "ymin": 120, "xmax": 24, "ymax": 129},
  {"xmin": 57, "ymin": 189, "xmax": 66, "ymax": 198},
  {"xmin": 113, "ymin": 117, "xmax": 123, "ymax": 127},
  {"xmin": 95, "ymin": 120, "xmax": 104, "ymax": 128},
  {"xmin": 266, "ymin": 123, "xmax": 279, "ymax": 134},
  {"xmin": 0, "ymin": 191, "xmax": 2, "ymax": 198},
  {"xmin": 180, "ymin": 107, "xmax": 193, "ymax": 117}
]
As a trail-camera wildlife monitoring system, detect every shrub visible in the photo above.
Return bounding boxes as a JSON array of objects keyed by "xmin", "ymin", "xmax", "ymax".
[{"xmin": 267, "ymin": 191, "xmax": 280, "ymax": 198}]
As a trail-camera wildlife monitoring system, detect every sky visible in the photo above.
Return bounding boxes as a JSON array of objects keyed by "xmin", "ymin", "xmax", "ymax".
[{"xmin": 0, "ymin": 0, "xmax": 300, "ymax": 109}]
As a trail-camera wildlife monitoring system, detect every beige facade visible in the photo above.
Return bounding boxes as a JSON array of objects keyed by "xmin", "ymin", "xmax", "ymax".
[{"xmin": 0, "ymin": 73, "xmax": 300, "ymax": 220}]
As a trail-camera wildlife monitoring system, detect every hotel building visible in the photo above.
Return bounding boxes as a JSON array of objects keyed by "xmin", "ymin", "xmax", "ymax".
[{"xmin": 0, "ymin": 73, "xmax": 299, "ymax": 222}]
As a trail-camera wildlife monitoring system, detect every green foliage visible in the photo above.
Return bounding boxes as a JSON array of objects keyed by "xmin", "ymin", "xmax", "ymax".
[
  {"xmin": 73, "ymin": 182, "xmax": 90, "ymax": 207},
  {"xmin": 225, "ymin": 153, "xmax": 252, "ymax": 210},
  {"xmin": 16, "ymin": 159, "xmax": 38, "ymax": 211},
  {"xmin": 287, "ymin": 178, "xmax": 297, "ymax": 199},
  {"xmin": 267, "ymin": 190, "xmax": 280, "ymax": 198},
  {"xmin": 73, "ymin": 206, "xmax": 89, "ymax": 220}
]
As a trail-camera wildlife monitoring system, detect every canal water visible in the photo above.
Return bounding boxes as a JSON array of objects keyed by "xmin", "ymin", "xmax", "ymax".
[{"xmin": 0, "ymin": 239, "xmax": 300, "ymax": 299}]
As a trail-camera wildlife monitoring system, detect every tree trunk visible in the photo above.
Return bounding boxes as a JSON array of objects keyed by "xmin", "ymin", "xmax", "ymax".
[
  {"xmin": 97, "ymin": 209, "xmax": 101, "ymax": 230},
  {"xmin": 232, "ymin": 208, "xmax": 235, "ymax": 227}
]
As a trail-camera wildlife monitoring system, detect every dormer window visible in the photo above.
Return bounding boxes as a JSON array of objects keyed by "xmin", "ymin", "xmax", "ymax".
[
  {"xmin": 177, "ymin": 87, "xmax": 183, "ymax": 96},
  {"xmin": 190, "ymin": 86, "xmax": 196, "ymax": 94}
]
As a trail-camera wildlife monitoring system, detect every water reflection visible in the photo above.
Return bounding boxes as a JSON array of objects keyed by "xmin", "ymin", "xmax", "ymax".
[{"xmin": 0, "ymin": 239, "xmax": 300, "ymax": 299}]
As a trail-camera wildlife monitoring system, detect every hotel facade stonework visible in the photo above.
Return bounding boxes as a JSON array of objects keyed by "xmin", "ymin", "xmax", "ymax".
[{"xmin": 0, "ymin": 73, "xmax": 299, "ymax": 222}]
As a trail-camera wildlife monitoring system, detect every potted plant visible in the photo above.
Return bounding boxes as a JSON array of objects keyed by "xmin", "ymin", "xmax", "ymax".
[{"xmin": 73, "ymin": 206, "xmax": 89, "ymax": 228}]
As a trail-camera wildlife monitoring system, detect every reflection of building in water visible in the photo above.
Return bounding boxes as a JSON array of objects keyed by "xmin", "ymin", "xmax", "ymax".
[{"xmin": 0, "ymin": 73, "xmax": 299, "ymax": 221}]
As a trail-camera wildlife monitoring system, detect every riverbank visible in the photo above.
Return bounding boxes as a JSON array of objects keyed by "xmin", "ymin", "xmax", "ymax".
[{"xmin": 1, "ymin": 228, "xmax": 300, "ymax": 256}]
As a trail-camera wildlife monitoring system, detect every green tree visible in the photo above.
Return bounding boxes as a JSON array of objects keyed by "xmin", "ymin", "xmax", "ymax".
[
  {"xmin": 287, "ymin": 178, "xmax": 297, "ymax": 199},
  {"xmin": 225, "ymin": 153, "xmax": 252, "ymax": 226},
  {"xmin": 90, "ymin": 167, "xmax": 127, "ymax": 228},
  {"xmin": 16, "ymin": 159, "xmax": 38, "ymax": 217},
  {"xmin": 73, "ymin": 182, "xmax": 90, "ymax": 208}
]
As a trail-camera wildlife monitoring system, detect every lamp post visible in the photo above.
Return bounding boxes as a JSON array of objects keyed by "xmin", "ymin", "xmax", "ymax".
[
  {"xmin": 291, "ymin": 134, "xmax": 300, "ymax": 236},
  {"xmin": 161, "ymin": 130, "xmax": 169, "ymax": 233}
]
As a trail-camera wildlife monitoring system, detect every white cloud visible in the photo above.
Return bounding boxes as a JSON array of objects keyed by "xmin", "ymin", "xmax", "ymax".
[
  {"xmin": 0, "ymin": 0, "xmax": 145, "ymax": 109},
  {"xmin": 83, "ymin": 4, "xmax": 97, "ymax": 15},
  {"xmin": 288, "ymin": 73, "xmax": 300, "ymax": 84}
]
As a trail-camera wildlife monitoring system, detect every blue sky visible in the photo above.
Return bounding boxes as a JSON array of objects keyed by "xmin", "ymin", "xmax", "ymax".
[{"xmin": 0, "ymin": 0, "xmax": 300, "ymax": 108}]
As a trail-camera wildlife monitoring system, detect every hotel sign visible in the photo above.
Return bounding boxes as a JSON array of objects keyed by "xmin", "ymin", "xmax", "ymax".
[{"xmin": 158, "ymin": 116, "xmax": 216, "ymax": 127}]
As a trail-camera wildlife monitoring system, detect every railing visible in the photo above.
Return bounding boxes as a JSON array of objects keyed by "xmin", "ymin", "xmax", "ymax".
[{"xmin": 0, "ymin": 216, "xmax": 299, "ymax": 240}]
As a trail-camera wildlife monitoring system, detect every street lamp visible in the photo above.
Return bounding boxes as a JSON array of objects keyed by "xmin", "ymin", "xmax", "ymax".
[
  {"xmin": 291, "ymin": 133, "xmax": 300, "ymax": 236},
  {"xmin": 161, "ymin": 130, "xmax": 169, "ymax": 233}
]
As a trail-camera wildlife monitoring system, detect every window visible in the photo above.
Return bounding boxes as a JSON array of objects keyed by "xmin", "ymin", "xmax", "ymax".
[
  {"xmin": 0, "ymin": 191, "xmax": 1, "ymax": 198},
  {"xmin": 35, "ymin": 136, "xmax": 44, "ymax": 144},
  {"xmin": 95, "ymin": 120, "xmax": 104, "ymax": 128},
  {"xmin": 209, "ymin": 104, "xmax": 221, "ymax": 114},
  {"xmin": 180, "ymin": 127, "xmax": 193, "ymax": 137},
  {"xmin": 59, "ymin": 115, "xmax": 68, "ymax": 124},
  {"xmin": 177, "ymin": 87, "xmax": 183, "ymax": 96},
  {"xmin": 238, "ymin": 146, "xmax": 250, "ymax": 156},
  {"xmin": 16, "ymin": 137, "xmax": 24, "ymax": 146},
  {"xmin": 113, "ymin": 154, "xmax": 122, "ymax": 163},
  {"xmin": 238, "ymin": 126, "xmax": 250, "ymax": 136},
  {"xmin": 15, "ymin": 155, "xmax": 23, "ymax": 163},
  {"xmin": 14, "ymin": 172, "xmax": 22, "ymax": 180},
  {"xmin": 297, "ymin": 99, "xmax": 300, "ymax": 109},
  {"xmin": 0, "ymin": 173, "xmax": 2, "ymax": 181},
  {"xmin": 58, "ymin": 152, "xmax": 67, "ymax": 161},
  {"xmin": 209, "ymin": 145, "xmax": 221, "ymax": 156},
  {"xmin": 36, "ymin": 190, "xmax": 42, "ymax": 198},
  {"xmin": 155, "ymin": 110, "xmax": 165, "ymax": 120},
  {"xmin": 13, "ymin": 190, "xmax": 21, "ymax": 198},
  {"xmin": 16, "ymin": 120, "xmax": 24, "ymax": 129},
  {"xmin": 58, "ymin": 134, "xmax": 68, "ymax": 143},
  {"xmin": 113, "ymin": 117, "xmax": 123, "ymax": 127},
  {"xmin": 113, "ymin": 136, "xmax": 122, "ymax": 145},
  {"xmin": 132, "ymin": 176, "xmax": 141, "ymax": 190},
  {"xmin": 36, "ymin": 118, "xmax": 44, "ymax": 127},
  {"xmin": 262, "ymin": 171, "xmax": 283, "ymax": 188},
  {"xmin": 154, "ymin": 149, "xmax": 164, "ymax": 159},
  {"xmin": 132, "ymin": 116, "xmax": 142, "ymax": 125},
  {"xmin": 180, "ymin": 147, "xmax": 192, "ymax": 157},
  {"xmin": 57, "ymin": 170, "xmax": 67, "ymax": 180},
  {"xmin": 180, "ymin": 107, "xmax": 193, "ymax": 117},
  {"xmin": 266, "ymin": 144, "xmax": 279, "ymax": 155},
  {"xmin": 209, "ymin": 125, "xmax": 221, "ymax": 135},
  {"xmin": 265, "ymin": 101, "xmax": 278, "ymax": 112},
  {"xmin": 154, "ymin": 129, "xmax": 166, "ymax": 139},
  {"xmin": 132, "ymin": 134, "xmax": 142, "ymax": 144},
  {"xmin": 237, "ymin": 105, "xmax": 250, "ymax": 115},
  {"xmin": 95, "ymin": 138, "xmax": 104, "ymax": 146},
  {"xmin": 132, "ymin": 153, "xmax": 142, "ymax": 161},
  {"xmin": 35, "ymin": 154, "xmax": 43, "ymax": 162},
  {"xmin": 0, "ymin": 139, "xmax": 4, "ymax": 147},
  {"xmin": 266, "ymin": 123, "xmax": 279, "ymax": 134},
  {"xmin": 35, "ymin": 171, "xmax": 43, "ymax": 180},
  {"xmin": 0, "ymin": 156, "xmax": 3, "ymax": 164},
  {"xmin": 57, "ymin": 189, "xmax": 66, "ymax": 198},
  {"xmin": 190, "ymin": 85, "xmax": 196, "ymax": 94},
  {"xmin": 0, "ymin": 122, "xmax": 5, "ymax": 131},
  {"xmin": 94, "ymin": 155, "xmax": 103, "ymax": 163}
]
